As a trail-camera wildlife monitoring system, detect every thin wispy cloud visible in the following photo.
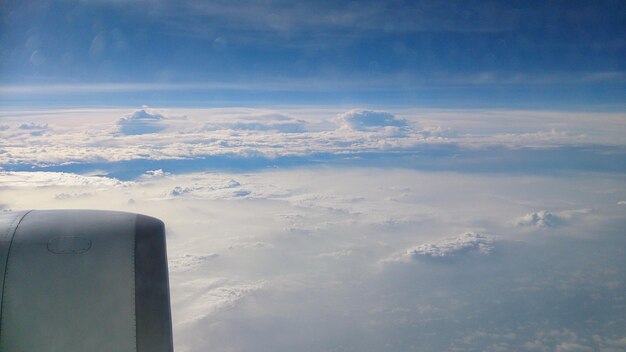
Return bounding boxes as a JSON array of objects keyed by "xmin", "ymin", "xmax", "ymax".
[{"xmin": 1, "ymin": 1, "xmax": 624, "ymax": 107}]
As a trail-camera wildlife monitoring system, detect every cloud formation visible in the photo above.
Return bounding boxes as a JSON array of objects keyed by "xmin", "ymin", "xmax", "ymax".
[
  {"xmin": 1, "ymin": 107, "xmax": 624, "ymax": 170},
  {"xmin": 515, "ymin": 209, "xmax": 591, "ymax": 228},
  {"xmin": 407, "ymin": 232, "xmax": 494, "ymax": 259},
  {"xmin": 116, "ymin": 109, "xmax": 166, "ymax": 135},
  {"xmin": 338, "ymin": 109, "xmax": 407, "ymax": 131},
  {"xmin": 1, "ymin": 168, "xmax": 625, "ymax": 352},
  {"xmin": 515, "ymin": 210, "xmax": 563, "ymax": 228}
]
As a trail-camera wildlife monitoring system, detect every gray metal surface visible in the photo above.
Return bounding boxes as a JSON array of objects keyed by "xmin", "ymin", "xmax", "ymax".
[
  {"xmin": 0, "ymin": 210, "xmax": 173, "ymax": 352},
  {"xmin": 0, "ymin": 211, "xmax": 28, "ymax": 315}
]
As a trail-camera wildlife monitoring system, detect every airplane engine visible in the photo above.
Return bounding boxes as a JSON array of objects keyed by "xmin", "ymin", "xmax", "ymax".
[{"xmin": 0, "ymin": 210, "xmax": 173, "ymax": 352}]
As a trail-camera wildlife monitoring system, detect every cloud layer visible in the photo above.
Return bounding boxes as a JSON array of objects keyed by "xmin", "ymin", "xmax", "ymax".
[
  {"xmin": 1, "ymin": 107, "xmax": 625, "ymax": 171},
  {"xmin": 2, "ymin": 106, "xmax": 626, "ymax": 350},
  {"xmin": 2, "ymin": 168, "xmax": 625, "ymax": 351}
]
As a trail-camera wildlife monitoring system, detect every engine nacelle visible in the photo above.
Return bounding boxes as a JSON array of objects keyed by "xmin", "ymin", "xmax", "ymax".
[{"xmin": 0, "ymin": 210, "xmax": 173, "ymax": 352}]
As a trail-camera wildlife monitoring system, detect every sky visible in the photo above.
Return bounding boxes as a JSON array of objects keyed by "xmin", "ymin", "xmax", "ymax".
[
  {"xmin": 1, "ymin": 1, "xmax": 626, "ymax": 352},
  {"xmin": 1, "ymin": 0, "xmax": 625, "ymax": 108}
]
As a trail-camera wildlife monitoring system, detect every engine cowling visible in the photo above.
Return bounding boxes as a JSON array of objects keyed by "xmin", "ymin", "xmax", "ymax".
[{"xmin": 0, "ymin": 210, "xmax": 173, "ymax": 352}]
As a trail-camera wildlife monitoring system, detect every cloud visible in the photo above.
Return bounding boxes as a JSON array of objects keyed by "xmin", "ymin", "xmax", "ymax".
[
  {"xmin": 0, "ymin": 171, "xmax": 127, "ymax": 188},
  {"xmin": 172, "ymin": 278, "xmax": 264, "ymax": 327},
  {"xmin": 618, "ymin": 201, "xmax": 626, "ymax": 205},
  {"xmin": 166, "ymin": 178, "xmax": 245, "ymax": 199},
  {"xmin": 1, "ymin": 168, "xmax": 625, "ymax": 352},
  {"xmin": 15, "ymin": 122, "xmax": 49, "ymax": 136},
  {"xmin": 116, "ymin": 109, "xmax": 166, "ymax": 135},
  {"xmin": 406, "ymin": 232, "xmax": 494, "ymax": 259},
  {"xmin": 54, "ymin": 192, "xmax": 93, "ymax": 200},
  {"xmin": 338, "ymin": 109, "xmax": 407, "ymax": 131},
  {"xmin": 1, "ymin": 107, "xmax": 625, "ymax": 170},
  {"xmin": 168, "ymin": 253, "xmax": 219, "ymax": 273},
  {"xmin": 141, "ymin": 169, "xmax": 171, "ymax": 178},
  {"xmin": 18, "ymin": 122, "xmax": 48, "ymax": 130},
  {"xmin": 0, "ymin": 125, "xmax": 9, "ymax": 131},
  {"xmin": 203, "ymin": 114, "xmax": 307, "ymax": 133},
  {"xmin": 515, "ymin": 210, "xmax": 563, "ymax": 228},
  {"xmin": 515, "ymin": 209, "xmax": 591, "ymax": 228}
]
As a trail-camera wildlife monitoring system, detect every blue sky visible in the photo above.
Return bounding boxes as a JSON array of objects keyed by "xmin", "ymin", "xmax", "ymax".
[{"xmin": 1, "ymin": 0, "xmax": 625, "ymax": 108}]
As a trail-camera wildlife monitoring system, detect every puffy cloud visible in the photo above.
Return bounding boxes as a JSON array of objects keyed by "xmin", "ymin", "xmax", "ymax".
[
  {"xmin": 407, "ymin": 232, "xmax": 494, "ymax": 259},
  {"xmin": 116, "ymin": 109, "xmax": 166, "ymax": 135},
  {"xmin": 142, "ymin": 169, "xmax": 170, "ymax": 178},
  {"xmin": 338, "ymin": 109, "xmax": 407, "ymax": 131},
  {"xmin": 515, "ymin": 210, "xmax": 563, "ymax": 228},
  {"xmin": 515, "ymin": 209, "xmax": 591, "ymax": 228}
]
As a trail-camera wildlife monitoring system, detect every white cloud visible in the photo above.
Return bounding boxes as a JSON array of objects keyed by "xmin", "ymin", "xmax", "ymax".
[
  {"xmin": 54, "ymin": 192, "xmax": 93, "ymax": 200},
  {"xmin": 515, "ymin": 210, "xmax": 563, "ymax": 228},
  {"xmin": 172, "ymin": 278, "xmax": 264, "ymax": 327},
  {"xmin": 0, "ymin": 171, "xmax": 128, "ymax": 188},
  {"xmin": 1, "ymin": 168, "xmax": 625, "ymax": 351},
  {"xmin": 168, "ymin": 253, "xmax": 219, "ymax": 273},
  {"xmin": 2, "ymin": 108, "xmax": 626, "ymax": 350},
  {"xmin": 337, "ymin": 109, "xmax": 407, "ymax": 131},
  {"xmin": 515, "ymin": 209, "xmax": 591, "ymax": 228},
  {"xmin": 0, "ymin": 107, "xmax": 625, "ymax": 167},
  {"xmin": 618, "ymin": 201, "xmax": 626, "ymax": 205},
  {"xmin": 142, "ymin": 169, "xmax": 170, "ymax": 178},
  {"xmin": 406, "ymin": 232, "xmax": 494, "ymax": 259},
  {"xmin": 116, "ymin": 109, "xmax": 166, "ymax": 135},
  {"xmin": 166, "ymin": 178, "xmax": 244, "ymax": 199}
]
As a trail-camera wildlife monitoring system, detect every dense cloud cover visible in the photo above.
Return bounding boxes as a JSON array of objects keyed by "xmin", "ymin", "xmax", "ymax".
[
  {"xmin": 1, "ymin": 106, "xmax": 626, "ymax": 350},
  {"xmin": 1, "ymin": 168, "xmax": 626, "ymax": 351},
  {"xmin": 0, "ymin": 107, "xmax": 625, "ymax": 171}
]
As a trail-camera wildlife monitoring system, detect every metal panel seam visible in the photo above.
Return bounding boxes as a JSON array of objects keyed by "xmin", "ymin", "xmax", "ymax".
[{"xmin": 0, "ymin": 210, "xmax": 33, "ymax": 340}]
